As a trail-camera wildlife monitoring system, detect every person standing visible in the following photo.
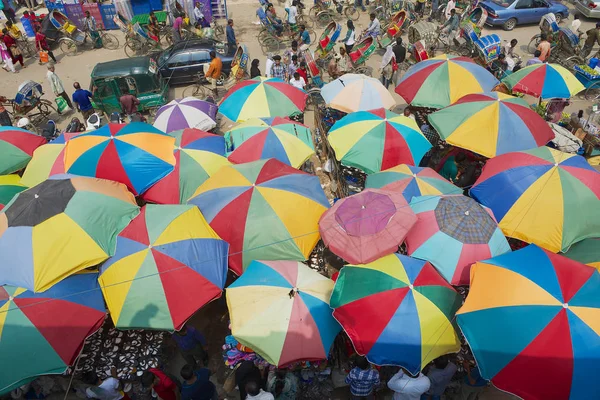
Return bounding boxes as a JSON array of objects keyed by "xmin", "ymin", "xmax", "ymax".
[
  {"xmin": 180, "ymin": 364, "xmax": 217, "ymax": 400},
  {"xmin": 172, "ymin": 15, "xmax": 184, "ymax": 43},
  {"xmin": 194, "ymin": 2, "xmax": 205, "ymax": 26},
  {"xmin": 72, "ymin": 82, "xmax": 94, "ymax": 119},
  {"xmin": 526, "ymin": 49, "xmax": 543, "ymax": 66},
  {"xmin": 84, "ymin": 11, "xmax": 102, "ymax": 48},
  {"xmin": 36, "ymin": 26, "xmax": 57, "ymax": 64},
  {"xmin": 250, "ymin": 58, "xmax": 261, "ymax": 78},
  {"xmin": 328, "ymin": 53, "xmax": 342, "ymax": 80},
  {"xmin": 141, "ymin": 369, "xmax": 179, "ymax": 400},
  {"xmin": 270, "ymin": 55, "xmax": 288, "ymax": 80},
  {"xmin": 83, "ymin": 367, "xmax": 124, "ymax": 400},
  {"xmin": 267, "ymin": 369, "xmax": 298, "ymax": 400},
  {"xmin": 582, "ymin": 22, "xmax": 600, "ymax": 58},
  {"xmin": 0, "ymin": 40, "xmax": 16, "ymax": 73},
  {"xmin": 286, "ymin": 0, "xmax": 298, "ymax": 29},
  {"xmin": 205, "ymin": 50, "xmax": 223, "ymax": 98},
  {"xmin": 380, "ymin": 45, "xmax": 394, "ymax": 89},
  {"xmin": 226, "ymin": 19, "xmax": 237, "ymax": 49},
  {"xmin": 2, "ymin": 0, "xmax": 16, "ymax": 24},
  {"xmin": 119, "ymin": 91, "xmax": 140, "ymax": 117},
  {"xmin": 460, "ymin": 360, "xmax": 487, "ymax": 400},
  {"xmin": 6, "ymin": 21, "xmax": 22, "ymax": 40},
  {"xmin": 424, "ymin": 357, "xmax": 457, "ymax": 400},
  {"xmin": 571, "ymin": 14, "xmax": 581, "ymax": 34},
  {"xmin": 339, "ymin": 46, "xmax": 351, "ymax": 74},
  {"xmin": 245, "ymin": 381, "xmax": 274, "ymax": 400},
  {"xmin": 172, "ymin": 325, "xmax": 209, "ymax": 369},
  {"xmin": 345, "ymin": 356, "xmax": 380, "ymax": 400},
  {"xmin": 387, "ymin": 369, "xmax": 431, "ymax": 400},
  {"xmin": 342, "ymin": 20, "xmax": 356, "ymax": 54},
  {"xmin": 235, "ymin": 360, "xmax": 263, "ymax": 400},
  {"xmin": 47, "ymin": 65, "xmax": 72, "ymax": 109},
  {"xmin": 2, "ymin": 29, "xmax": 24, "ymax": 69},
  {"xmin": 536, "ymin": 33, "xmax": 551, "ymax": 62},
  {"xmin": 289, "ymin": 71, "xmax": 305, "ymax": 89}
]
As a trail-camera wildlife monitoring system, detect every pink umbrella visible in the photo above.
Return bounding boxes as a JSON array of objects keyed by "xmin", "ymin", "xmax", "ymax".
[{"xmin": 319, "ymin": 189, "xmax": 417, "ymax": 264}]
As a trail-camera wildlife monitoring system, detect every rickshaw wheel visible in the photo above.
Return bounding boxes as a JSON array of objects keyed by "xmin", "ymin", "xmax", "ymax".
[
  {"xmin": 308, "ymin": 29, "xmax": 317, "ymax": 45},
  {"xmin": 309, "ymin": 6, "xmax": 321, "ymax": 20},
  {"xmin": 354, "ymin": 66, "xmax": 371, "ymax": 76},
  {"xmin": 527, "ymin": 35, "xmax": 541, "ymax": 54},
  {"xmin": 458, "ymin": 44, "xmax": 471, "ymax": 57},
  {"xmin": 565, "ymin": 55, "xmax": 585, "ymax": 69},
  {"xmin": 344, "ymin": 6, "xmax": 360, "ymax": 21},
  {"xmin": 297, "ymin": 14, "xmax": 314, "ymax": 29},
  {"xmin": 183, "ymin": 83, "xmax": 207, "ymax": 98},
  {"xmin": 125, "ymin": 39, "xmax": 143, "ymax": 58},
  {"xmin": 258, "ymin": 29, "xmax": 270, "ymax": 43},
  {"xmin": 38, "ymin": 99, "xmax": 57, "ymax": 117},
  {"xmin": 315, "ymin": 11, "xmax": 333, "ymax": 26},
  {"xmin": 585, "ymin": 81, "xmax": 600, "ymax": 101},
  {"xmin": 261, "ymin": 37, "xmax": 280, "ymax": 55},
  {"xmin": 102, "ymin": 33, "xmax": 120, "ymax": 50},
  {"xmin": 59, "ymin": 38, "xmax": 77, "ymax": 56}
]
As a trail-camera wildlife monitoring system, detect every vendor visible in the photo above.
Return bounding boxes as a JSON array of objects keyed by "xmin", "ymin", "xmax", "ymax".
[{"xmin": 440, "ymin": 152, "xmax": 466, "ymax": 183}]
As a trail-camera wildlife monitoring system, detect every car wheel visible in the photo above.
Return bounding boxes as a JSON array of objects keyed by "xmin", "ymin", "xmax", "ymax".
[
  {"xmin": 554, "ymin": 13, "xmax": 562, "ymax": 24},
  {"xmin": 503, "ymin": 18, "xmax": 517, "ymax": 31}
]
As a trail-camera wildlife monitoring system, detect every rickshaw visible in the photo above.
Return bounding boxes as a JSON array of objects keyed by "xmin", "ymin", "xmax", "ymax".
[
  {"xmin": 527, "ymin": 13, "xmax": 559, "ymax": 54},
  {"xmin": 90, "ymin": 57, "xmax": 169, "ymax": 116},
  {"xmin": 309, "ymin": 0, "xmax": 337, "ymax": 26},
  {"xmin": 124, "ymin": 23, "xmax": 163, "ymax": 58},
  {"xmin": 314, "ymin": 22, "xmax": 341, "ymax": 61},
  {"xmin": 47, "ymin": 10, "xmax": 119, "ymax": 56},
  {"xmin": 408, "ymin": 20, "xmax": 438, "ymax": 48},
  {"xmin": 230, "ymin": 44, "xmax": 250, "ymax": 81},
  {"xmin": 348, "ymin": 35, "xmax": 376, "ymax": 74},
  {"xmin": 472, "ymin": 34, "xmax": 505, "ymax": 78},
  {"xmin": 257, "ymin": 7, "xmax": 316, "ymax": 55},
  {"xmin": 378, "ymin": 11, "xmax": 407, "ymax": 48},
  {"xmin": 7, "ymin": 81, "xmax": 58, "ymax": 128}
]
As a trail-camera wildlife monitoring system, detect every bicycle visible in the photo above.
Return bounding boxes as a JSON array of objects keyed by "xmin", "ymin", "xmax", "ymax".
[
  {"xmin": 182, "ymin": 71, "xmax": 243, "ymax": 99},
  {"xmin": 59, "ymin": 29, "xmax": 120, "ymax": 56}
]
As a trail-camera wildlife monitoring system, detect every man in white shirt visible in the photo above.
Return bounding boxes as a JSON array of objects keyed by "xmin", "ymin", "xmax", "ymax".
[
  {"xmin": 445, "ymin": 0, "xmax": 456, "ymax": 20},
  {"xmin": 84, "ymin": 368, "xmax": 124, "ymax": 400},
  {"xmin": 388, "ymin": 369, "xmax": 431, "ymax": 400},
  {"xmin": 245, "ymin": 381, "xmax": 274, "ymax": 400},
  {"xmin": 193, "ymin": 2, "xmax": 205, "ymax": 25},
  {"xmin": 365, "ymin": 13, "xmax": 381, "ymax": 37},
  {"xmin": 287, "ymin": 1, "xmax": 298, "ymax": 25},
  {"xmin": 47, "ymin": 64, "xmax": 73, "ymax": 111},
  {"xmin": 571, "ymin": 14, "xmax": 582, "ymax": 34},
  {"xmin": 289, "ymin": 71, "xmax": 306, "ymax": 89},
  {"xmin": 265, "ymin": 55, "xmax": 274, "ymax": 78}
]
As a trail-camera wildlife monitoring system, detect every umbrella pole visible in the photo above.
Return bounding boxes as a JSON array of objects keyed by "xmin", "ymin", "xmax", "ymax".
[{"xmin": 63, "ymin": 355, "xmax": 82, "ymax": 400}]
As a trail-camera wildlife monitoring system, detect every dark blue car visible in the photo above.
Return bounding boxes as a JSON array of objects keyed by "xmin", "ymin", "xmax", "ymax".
[{"xmin": 480, "ymin": 0, "xmax": 569, "ymax": 30}]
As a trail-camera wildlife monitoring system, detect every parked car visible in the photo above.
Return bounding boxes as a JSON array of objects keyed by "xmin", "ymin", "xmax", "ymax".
[
  {"xmin": 575, "ymin": 0, "xmax": 600, "ymax": 19},
  {"xmin": 480, "ymin": 0, "xmax": 569, "ymax": 30},
  {"xmin": 154, "ymin": 39, "xmax": 235, "ymax": 86}
]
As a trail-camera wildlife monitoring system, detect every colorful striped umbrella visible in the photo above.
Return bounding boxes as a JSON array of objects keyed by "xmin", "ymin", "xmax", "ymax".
[
  {"xmin": 0, "ymin": 126, "xmax": 46, "ymax": 175},
  {"xmin": 428, "ymin": 92, "xmax": 554, "ymax": 158},
  {"xmin": 470, "ymin": 147, "xmax": 600, "ymax": 253},
  {"xmin": 227, "ymin": 260, "xmax": 341, "ymax": 366},
  {"xmin": 188, "ymin": 159, "xmax": 330, "ymax": 275},
  {"xmin": 219, "ymin": 77, "xmax": 307, "ymax": 122},
  {"xmin": 562, "ymin": 238, "xmax": 600, "ymax": 271},
  {"xmin": 153, "ymin": 97, "xmax": 218, "ymax": 133},
  {"xmin": 0, "ymin": 273, "xmax": 105, "ymax": 394},
  {"xmin": 225, "ymin": 117, "xmax": 315, "ymax": 168},
  {"xmin": 99, "ymin": 204, "xmax": 228, "ymax": 330},
  {"xmin": 328, "ymin": 109, "xmax": 431, "ymax": 174},
  {"xmin": 457, "ymin": 245, "xmax": 600, "ymax": 400},
  {"xmin": 0, "ymin": 175, "xmax": 27, "ymax": 211},
  {"xmin": 142, "ymin": 129, "xmax": 230, "ymax": 204},
  {"xmin": 405, "ymin": 195, "xmax": 511, "ymax": 285},
  {"xmin": 320, "ymin": 74, "xmax": 395, "ymax": 113},
  {"xmin": 395, "ymin": 55, "xmax": 500, "ymax": 109},
  {"xmin": 365, "ymin": 164, "xmax": 460, "ymax": 202},
  {"xmin": 501, "ymin": 63, "xmax": 585, "ymax": 99},
  {"xmin": 0, "ymin": 175, "xmax": 139, "ymax": 292},
  {"xmin": 64, "ymin": 123, "xmax": 176, "ymax": 195},
  {"xmin": 20, "ymin": 132, "xmax": 80, "ymax": 188},
  {"xmin": 330, "ymin": 253, "xmax": 462, "ymax": 373},
  {"xmin": 319, "ymin": 189, "xmax": 417, "ymax": 265}
]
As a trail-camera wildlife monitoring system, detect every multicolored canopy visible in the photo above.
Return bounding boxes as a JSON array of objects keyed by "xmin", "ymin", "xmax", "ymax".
[
  {"xmin": 225, "ymin": 117, "xmax": 315, "ymax": 168},
  {"xmin": 330, "ymin": 253, "xmax": 462, "ymax": 374},
  {"xmin": 99, "ymin": 205, "xmax": 228, "ymax": 330},
  {"xmin": 328, "ymin": 109, "xmax": 431, "ymax": 174},
  {"xmin": 219, "ymin": 77, "xmax": 307, "ymax": 122},
  {"xmin": 64, "ymin": 123, "xmax": 176, "ymax": 195},
  {"xmin": 0, "ymin": 175, "xmax": 27, "ymax": 211},
  {"xmin": 153, "ymin": 97, "xmax": 218, "ymax": 133},
  {"xmin": 405, "ymin": 195, "xmax": 511, "ymax": 285},
  {"xmin": 319, "ymin": 189, "xmax": 417, "ymax": 265},
  {"xmin": 0, "ymin": 175, "xmax": 139, "ymax": 292},
  {"xmin": 142, "ymin": 129, "xmax": 230, "ymax": 204},
  {"xmin": 365, "ymin": 164, "xmax": 460, "ymax": 202},
  {"xmin": 457, "ymin": 245, "xmax": 600, "ymax": 400},
  {"xmin": 227, "ymin": 260, "xmax": 341, "ymax": 366},
  {"xmin": 20, "ymin": 133, "xmax": 80, "ymax": 188},
  {"xmin": 395, "ymin": 54, "xmax": 499, "ymax": 109},
  {"xmin": 0, "ymin": 126, "xmax": 46, "ymax": 175},
  {"xmin": 320, "ymin": 74, "xmax": 395, "ymax": 113},
  {"xmin": 562, "ymin": 238, "xmax": 600, "ymax": 271},
  {"xmin": 428, "ymin": 92, "xmax": 554, "ymax": 158},
  {"xmin": 501, "ymin": 63, "xmax": 585, "ymax": 99},
  {"xmin": 188, "ymin": 159, "xmax": 329, "ymax": 275},
  {"xmin": 470, "ymin": 147, "xmax": 600, "ymax": 253},
  {"xmin": 0, "ymin": 273, "xmax": 106, "ymax": 394}
]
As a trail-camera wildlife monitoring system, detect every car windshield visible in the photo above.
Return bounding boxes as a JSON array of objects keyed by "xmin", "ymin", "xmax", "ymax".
[
  {"xmin": 491, "ymin": 0, "xmax": 515, "ymax": 7},
  {"xmin": 157, "ymin": 48, "xmax": 173, "ymax": 67}
]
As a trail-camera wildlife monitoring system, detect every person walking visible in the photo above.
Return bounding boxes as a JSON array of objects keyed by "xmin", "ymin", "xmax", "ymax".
[
  {"xmin": 2, "ymin": 28, "xmax": 24, "ymax": 69},
  {"xmin": 47, "ymin": 64, "xmax": 73, "ymax": 110},
  {"xmin": 141, "ymin": 369, "xmax": 179, "ymax": 400},
  {"xmin": 180, "ymin": 364, "xmax": 218, "ymax": 400},
  {"xmin": 119, "ymin": 91, "xmax": 140, "ymax": 117},
  {"xmin": 72, "ymin": 82, "xmax": 94, "ymax": 119},
  {"xmin": 172, "ymin": 325, "xmax": 209, "ymax": 369},
  {"xmin": 387, "ymin": 368, "xmax": 431, "ymax": 400},
  {"xmin": 172, "ymin": 15, "xmax": 184, "ymax": 43},
  {"xmin": 345, "ymin": 356, "xmax": 380, "ymax": 400},
  {"xmin": 424, "ymin": 357, "xmax": 457, "ymax": 400},
  {"xmin": 36, "ymin": 26, "xmax": 57, "ymax": 64},
  {"xmin": 235, "ymin": 360, "xmax": 263, "ymax": 400},
  {"xmin": 342, "ymin": 20, "xmax": 356, "ymax": 54},
  {"xmin": 205, "ymin": 50, "xmax": 223, "ymax": 98},
  {"xmin": 0, "ymin": 40, "xmax": 16, "ymax": 73},
  {"xmin": 582, "ymin": 22, "xmax": 600, "ymax": 58},
  {"xmin": 226, "ymin": 19, "xmax": 237, "ymax": 50},
  {"xmin": 84, "ymin": 11, "xmax": 102, "ymax": 48},
  {"xmin": 380, "ymin": 45, "xmax": 395, "ymax": 89}
]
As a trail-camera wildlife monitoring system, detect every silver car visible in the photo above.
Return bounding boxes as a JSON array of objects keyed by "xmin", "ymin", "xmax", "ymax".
[{"xmin": 575, "ymin": 0, "xmax": 600, "ymax": 19}]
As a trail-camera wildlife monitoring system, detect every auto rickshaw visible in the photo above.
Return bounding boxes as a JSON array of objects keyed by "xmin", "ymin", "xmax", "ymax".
[{"xmin": 90, "ymin": 57, "xmax": 169, "ymax": 116}]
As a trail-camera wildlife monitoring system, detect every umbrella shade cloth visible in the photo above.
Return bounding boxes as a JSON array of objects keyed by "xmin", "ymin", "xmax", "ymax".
[
  {"xmin": 219, "ymin": 77, "xmax": 307, "ymax": 122},
  {"xmin": 20, "ymin": 132, "xmax": 81, "ymax": 188},
  {"xmin": 225, "ymin": 117, "xmax": 315, "ymax": 168},
  {"xmin": 99, "ymin": 204, "xmax": 228, "ymax": 330},
  {"xmin": 328, "ymin": 108, "xmax": 431, "ymax": 174},
  {"xmin": 64, "ymin": 123, "xmax": 176, "ymax": 195},
  {"xmin": 320, "ymin": 74, "xmax": 395, "ymax": 113},
  {"xmin": 330, "ymin": 253, "xmax": 462, "ymax": 373},
  {"xmin": 365, "ymin": 164, "xmax": 460, "ymax": 202},
  {"xmin": 501, "ymin": 63, "xmax": 585, "ymax": 99},
  {"xmin": 153, "ymin": 97, "xmax": 218, "ymax": 133},
  {"xmin": 188, "ymin": 159, "xmax": 330, "ymax": 275},
  {"xmin": 406, "ymin": 195, "xmax": 511, "ymax": 285},
  {"xmin": 470, "ymin": 147, "xmax": 600, "ymax": 253},
  {"xmin": 319, "ymin": 189, "xmax": 417, "ymax": 265},
  {"xmin": 562, "ymin": 238, "xmax": 600, "ymax": 271},
  {"xmin": 395, "ymin": 54, "xmax": 499, "ymax": 109},
  {"xmin": 428, "ymin": 92, "xmax": 554, "ymax": 158},
  {"xmin": 0, "ymin": 175, "xmax": 27, "ymax": 211},
  {"xmin": 0, "ymin": 175, "xmax": 139, "ymax": 292},
  {"xmin": 456, "ymin": 245, "xmax": 600, "ymax": 400},
  {"xmin": 227, "ymin": 260, "xmax": 341, "ymax": 366},
  {"xmin": 0, "ymin": 126, "xmax": 46, "ymax": 175},
  {"xmin": 0, "ymin": 272, "xmax": 105, "ymax": 394},
  {"xmin": 142, "ymin": 129, "xmax": 230, "ymax": 204}
]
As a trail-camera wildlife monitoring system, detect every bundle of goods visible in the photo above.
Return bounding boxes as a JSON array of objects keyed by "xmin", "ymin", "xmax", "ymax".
[
  {"xmin": 222, "ymin": 335, "xmax": 269, "ymax": 369},
  {"xmin": 407, "ymin": 21, "xmax": 437, "ymax": 47}
]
